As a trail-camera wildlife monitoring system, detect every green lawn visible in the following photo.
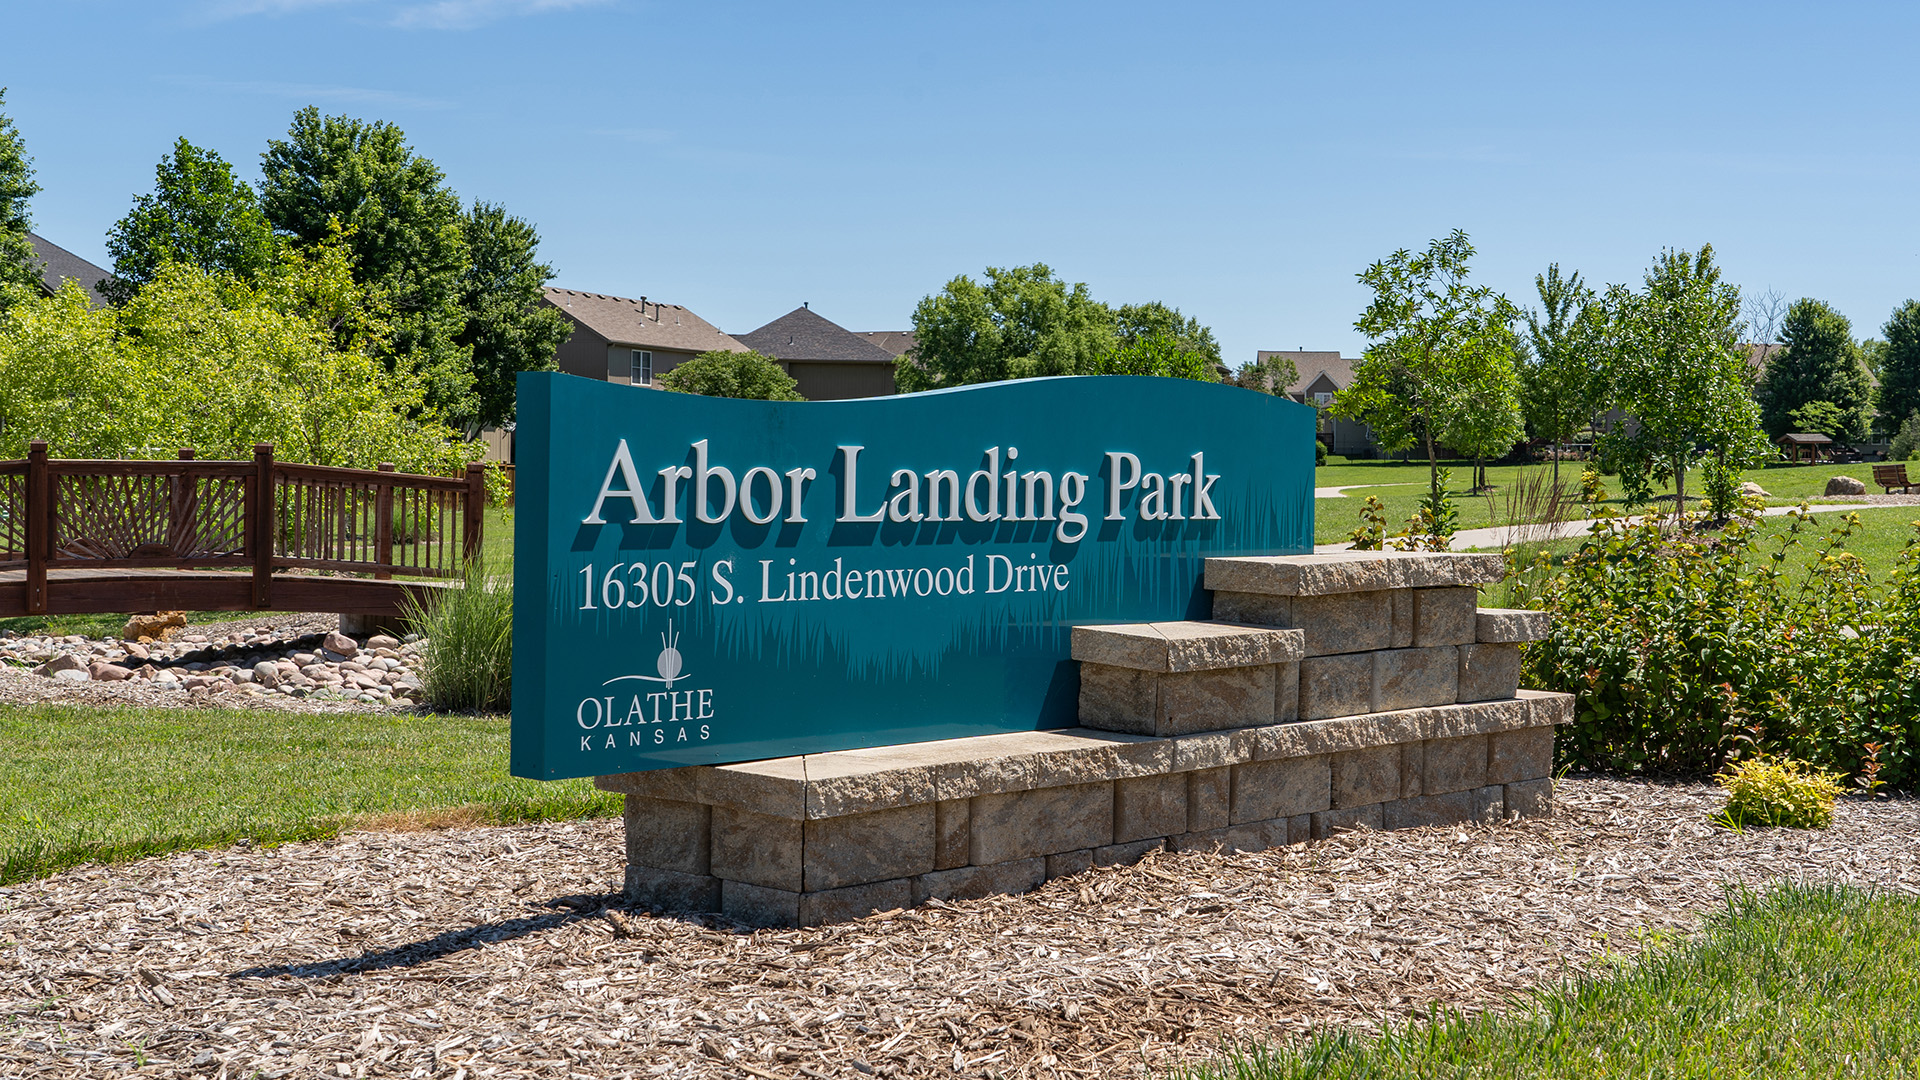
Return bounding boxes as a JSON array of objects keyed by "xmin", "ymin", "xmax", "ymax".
[
  {"xmin": 1186, "ymin": 881, "xmax": 1920, "ymax": 1079},
  {"xmin": 0, "ymin": 703, "xmax": 617, "ymax": 883},
  {"xmin": 1314, "ymin": 456, "xmax": 1907, "ymax": 547}
]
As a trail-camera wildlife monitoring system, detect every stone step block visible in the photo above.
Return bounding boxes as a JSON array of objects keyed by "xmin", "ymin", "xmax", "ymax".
[
  {"xmin": 1205, "ymin": 551, "xmax": 1506, "ymax": 597},
  {"xmin": 969, "ymin": 781, "xmax": 1114, "ymax": 865},
  {"xmin": 1071, "ymin": 621, "xmax": 1303, "ymax": 671},
  {"xmin": 623, "ymin": 795, "xmax": 710, "ymax": 877},
  {"xmin": 1230, "ymin": 755, "xmax": 1330, "ymax": 823},
  {"xmin": 1476, "ymin": 608, "xmax": 1552, "ymax": 643},
  {"xmin": 1488, "ymin": 725, "xmax": 1555, "ymax": 785},
  {"xmin": 1311, "ymin": 803, "xmax": 1383, "ymax": 839},
  {"xmin": 1115, "ymin": 772, "xmax": 1189, "ymax": 843},
  {"xmin": 1212, "ymin": 589, "xmax": 1402, "ymax": 656},
  {"xmin": 1413, "ymin": 587, "xmax": 1479, "ymax": 647},
  {"xmin": 1505, "ymin": 778, "xmax": 1554, "ymax": 818},
  {"xmin": 1080, "ymin": 661, "xmax": 1278, "ymax": 737},
  {"xmin": 1186, "ymin": 766, "xmax": 1231, "ymax": 831},
  {"xmin": 1458, "ymin": 643, "xmax": 1522, "ymax": 703},
  {"xmin": 1383, "ymin": 785, "xmax": 1503, "ymax": 830},
  {"xmin": 724, "ymin": 878, "xmax": 912, "ymax": 928},
  {"xmin": 802, "ymin": 803, "xmax": 936, "ymax": 892},
  {"xmin": 1419, "ymin": 734, "xmax": 1489, "ymax": 795},
  {"xmin": 1332, "ymin": 745, "xmax": 1400, "ymax": 808},
  {"xmin": 710, "ymin": 806, "xmax": 802, "ymax": 891},
  {"xmin": 1299, "ymin": 646, "xmax": 1461, "ymax": 720},
  {"xmin": 913, "ymin": 858, "xmax": 1046, "ymax": 906},
  {"xmin": 624, "ymin": 865, "xmax": 720, "ymax": 912}
]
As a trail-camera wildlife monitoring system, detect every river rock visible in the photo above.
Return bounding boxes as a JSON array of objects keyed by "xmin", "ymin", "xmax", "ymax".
[
  {"xmin": 52, "ymin": 668, "xmax": 91, "ymax": 682},
  {"xmin": 35, "ymin": 653, "xmax": 87, "ymax": 677},
  {"xmin": 89, "ymin": 661, "xmax": 132, "ymax": 681},
  {"xmin": 1824, "ymin": 475, "xmax": 1867, "ymax": 496},
  {"xmin": 321, "ymin": 631, "xmax": 360, "ymax": 659}
]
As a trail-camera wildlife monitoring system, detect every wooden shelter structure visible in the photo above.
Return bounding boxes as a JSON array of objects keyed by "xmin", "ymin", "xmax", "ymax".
[
  {"xmin": 0, "ymin": 442, "xmax": 484, "ymax": 619},
  {"xmin": 1777, "ymin": 432, "xmax": 1833, "ymax": 464}
]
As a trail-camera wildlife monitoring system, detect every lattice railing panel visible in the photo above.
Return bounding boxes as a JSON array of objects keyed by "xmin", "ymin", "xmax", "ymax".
[
  {"xmin": 52, "ymin": 473, "xmax": 248, "ymax": 562},
  {"xmin": 0, "ymin": 470, "xmax": 24, "ymax": 569},
  {"xmin": 273, "ymin": 475, "xmax": 468, "ymax": 578}
]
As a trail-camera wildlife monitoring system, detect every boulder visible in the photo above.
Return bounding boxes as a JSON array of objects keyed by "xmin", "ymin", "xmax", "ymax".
[
  {"xmin": 35, "ymin": 653, "xmax": 87, "ymax": 677},
  {"xmin": 1825, "ymin": 475, "xmax": 1867, "ymax": 496},
  {"xmin": 1738, "ymin": 481, "xmax": 1769, "ymax": 498},
  {"xmin": 123, "ymin": 612, "xmax": 187, "ymax": 642},
  {"xmin": 322, "ymin": 631, "xmax": 360, "ymax": 659}
]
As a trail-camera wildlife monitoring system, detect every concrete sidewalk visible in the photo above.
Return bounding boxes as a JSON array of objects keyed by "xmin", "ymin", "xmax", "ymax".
[{"xmin": 1315, "ymin": 503, "xmax": 1884, "ymax": 553}]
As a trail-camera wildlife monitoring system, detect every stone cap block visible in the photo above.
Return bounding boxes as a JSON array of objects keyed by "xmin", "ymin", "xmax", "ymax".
[
  {"xmin": 1476, "ymin": 608, "xmax": 1552, "ymax": 643},
  {"xmin": 1071, "ymin": 621, "xmax": 1303, "ymax": 671},
  {"xmin": 1205, "ymin": 551, "xmax": 1505, "ymax": 597},
  {"xmin": 597, "ymin": 689, "xmax": 1582, "ymax": 822}
]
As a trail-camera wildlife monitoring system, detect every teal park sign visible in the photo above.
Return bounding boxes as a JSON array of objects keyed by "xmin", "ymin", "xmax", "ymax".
[{"xmin": 510, "ymin": 371, "xmax": 1316, "ymax": 781}]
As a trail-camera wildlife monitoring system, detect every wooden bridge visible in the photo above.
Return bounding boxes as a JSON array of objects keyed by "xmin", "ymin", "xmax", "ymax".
[{"xmin": 0, "ymin": 442, "xmax": 486, "ymax": 620}]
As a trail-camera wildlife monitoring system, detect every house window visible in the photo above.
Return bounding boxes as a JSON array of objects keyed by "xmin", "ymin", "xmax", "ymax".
[
  {"xmin": 630, "ymin": 350, "xmax": 653, "ymax": 386},
  {"xmin": 1312, "ymin": 392, "xmax": 1333, "ymax": 407}
]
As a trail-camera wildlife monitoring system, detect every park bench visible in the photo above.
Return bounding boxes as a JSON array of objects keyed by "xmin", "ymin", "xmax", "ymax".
[{"xmin": 1873, "ymin": 463, "xmax": 1915, "ymax": 494}]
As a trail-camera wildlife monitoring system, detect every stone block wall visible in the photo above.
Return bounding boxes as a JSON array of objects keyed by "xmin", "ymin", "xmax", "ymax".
[{"xmin": 597, "ymin": 552, "xmax": 1568, "ymax": 927}]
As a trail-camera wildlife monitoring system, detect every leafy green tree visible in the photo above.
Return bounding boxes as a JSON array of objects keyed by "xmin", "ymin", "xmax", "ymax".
[
  {"xmin": 259, "ymin": 107, "xmax": 472, "ymax": 418},
  {"xmin": 896, "ymin": 264, "xmax": 1114, "ymax": 392},
  {"xmin": 1443, "ymin": 342, "xmax": 1526, "ymax": 491},
  {"xmin": 101, "ymin": 138, "xmax": 276, "ymax": 305},
  {"xmin": 1107, "ymin": 301, "xmax": 1221, "ymax": 376},
  {"xmin": 1233, "ymin": 352, "xmax": 1299, "ymax": 395},
  {"xmin": 0, "ymin": 88, "xmax": 41, "ymax": 311},
  {"xmin": 453, "ymin": 201, "xmax": 572, "ymax": 430},
  {"xmin": 0, "ymin": 247, "xmax": 474, "ymax": 477},
  {"xmin": 1596, "ymin": 245, "xmax": 1769, "ymax": 517},
  {"xmin": 1757, "ymin": 298, "xmax": 1871, "ymax": 441},
  {"xmin": 1787, "ymin": 400, "xmax": 1849, "ymax": 439},
  {"xmin": 656, "ymin": 349, "xmax": 804, "ymax": 400},
  {"xmin": 1521, "ymin": 264, "xmax": 1610, "ymax": 486},
  {"xmin": 1333, "ymin": 229, "xmax": 1521, "ymax": 504},
  {"xmin": 1874, "ymin": 301, "xmax": 1920, "ymax": 435}
]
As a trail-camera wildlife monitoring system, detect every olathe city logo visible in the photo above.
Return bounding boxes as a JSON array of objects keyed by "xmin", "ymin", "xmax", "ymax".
[{"xmin": 573, "ymin": 621, "xmax": 714, "ymax": 751}]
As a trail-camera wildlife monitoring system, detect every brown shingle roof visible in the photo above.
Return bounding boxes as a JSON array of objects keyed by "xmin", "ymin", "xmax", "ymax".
[
  {"xmin": 542, "ymin": 287, "xmax": 747, "ymax": 354},
  {"xmin": 736, "ymin": 307, "xmax": 898, "ymax": 365},
  {"xmin": 859, "ymin": 330, "xmax": 916, "ymax": 359},
  {"xmin": 27, "ymin": 233, "xmax": 112, "ymax": 307},
  {"xmin": 1256, "ymin": 350, "xmax": 1354, "ymax": 396}
]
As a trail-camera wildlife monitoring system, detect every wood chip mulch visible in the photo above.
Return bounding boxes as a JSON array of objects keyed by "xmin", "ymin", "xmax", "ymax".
[{"xmin": 2, "ymin": 777, "xmax": 1915, "ymax": 1079}]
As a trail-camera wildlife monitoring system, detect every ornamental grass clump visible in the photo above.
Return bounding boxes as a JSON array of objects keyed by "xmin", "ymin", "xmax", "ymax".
[
  {"xmin": 1713, "ymin": 755, "xmax": 1847, "ymax": 830},
  {"xmin": 404, "ymin": 555, "xmax": 512, "ymax": 713},
  {"xmin": 1508, "ymin": 503, "xmax": 1920, "ymax": 789}
]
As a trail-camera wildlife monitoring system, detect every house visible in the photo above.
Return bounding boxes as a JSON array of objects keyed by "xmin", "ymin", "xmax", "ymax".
[
  {"xmin": 859, "ymin": 330, "xmax": 916, "ymax": 360},
  {"xmin": 542, "ymin": 287, "xmax": 748, "ymax": 387},
  {"xmin": 734, "ymin": 305, "xmax": 899, "ymax": 400},
  {"xmin": 26, "ymin": 234, "xmax": 113, "ymax": 306},
  {"xmin": 1257, "ymin": 349, "xmax": 1381, "ymax": 457}
]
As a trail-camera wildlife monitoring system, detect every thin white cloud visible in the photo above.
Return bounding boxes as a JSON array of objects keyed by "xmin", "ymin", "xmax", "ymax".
[
  {"xmin": 389, "ymin": 0, "xmax": 609, "ymax": 30},
  {"xmin": 200, "ymin": 0, "xmax": 611, "ymax": 28},
  {"xmin": 203, "ymin": 79, "xmax": 455, "ymax": 111}
]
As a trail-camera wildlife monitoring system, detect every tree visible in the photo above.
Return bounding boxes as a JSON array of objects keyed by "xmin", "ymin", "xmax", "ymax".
[
  {"xmin": 1105, "ymin": 301, "xmax": 1221, "ymax": 377},
  {"xmin": 1332, "ymin": 229, "xmax": 1522, "ymax": 503},
  {"xmin": 259, "ymin": 107, "xmax": 472, "ymax": 418},
  {"xmin": 1596, "ymin": 245, "xmax": 1769, "ymax": 518},
  {"xmin": 0, "ymin": 248, "xmax": 475, "ymax": 476},
  {"xmin": 452, "ymin": 201, "xmax": 572, "ymax": 430},
  {"xmin": 895, "ymin": 264, "xmax": 1114, "ymax": 392},
  {"xmin": 101, "ymin": 138, "xmax": 276, "ymax": 305},
  {"xmin": 1443, "ymin": 343, "xmax": 1525, "ymax": 492},
  {"xmin": 1874, "ymin": 300, "xmax": 1920, "ymax": 434},
  {"xmin": 656, "ymin": 350, "xmax": 804, "ymax": 400},
  {"xmin": 1756, "ymin": 298, "xmax": 1871, "ymax": 442},
  {"xmin": 1521, "ymin": 264, "xmax": 1610, "ymax": 487},
  {"xmin": 1233, "ymin": 352, "xmax": 1299, "ymax": 396},
  {"xmin": 0, "ymin": 88, "xmax": 41, "ymax": 311}
]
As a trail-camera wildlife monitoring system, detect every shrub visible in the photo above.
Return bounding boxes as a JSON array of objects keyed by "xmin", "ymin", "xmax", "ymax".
[
  {"xmin": 1508, "ymin": 505, "xmax": 1920, "ymax": 788},
  {"xmin": 1714, "ymin": 755, "xmax": 1847, "ymax": 829},
  {"xmin": 656, "ymin": 349, "xmax": 804, "ymax": 401},
  {"xmin": 404, "ymin": 556, "xmax": 512, "ymax": 712},
  {"xmin": 1891, "ymin": 411, "xmax": 1920, "ymax": 461},
  {"xmin": 1315, "ymin": 439, "xmax": 1327, "ymax": 467}
]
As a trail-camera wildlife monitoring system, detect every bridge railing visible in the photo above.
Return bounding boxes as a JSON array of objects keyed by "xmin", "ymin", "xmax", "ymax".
[{"xmin": 0, "ymin": 441, "xmax": 485, "ymax": 615}]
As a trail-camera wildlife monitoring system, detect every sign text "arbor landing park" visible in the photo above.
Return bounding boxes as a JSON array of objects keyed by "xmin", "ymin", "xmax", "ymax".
[{"xmin": 510, "ymin": 373, "xmax": 1314, "ymax": 781}]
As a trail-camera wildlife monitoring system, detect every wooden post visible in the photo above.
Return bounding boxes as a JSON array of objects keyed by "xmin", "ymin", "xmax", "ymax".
[
  {"xmin": 25, "ymin": 441, "xmax": 47, "ymax": 615},
  {"xmin": 169, "ymin": 448, "xmax": 195, "ymax": 558},
  {"xmin": 252, "ymin": 444, "xmax": 274, "ymax": 609},
  {"xmin": 374, "ymin": 463, "xmax": 395, "ymax": 581},
  {"xmin": 464, "ymin": 463, "xmax": 486, "ymax": 567}
]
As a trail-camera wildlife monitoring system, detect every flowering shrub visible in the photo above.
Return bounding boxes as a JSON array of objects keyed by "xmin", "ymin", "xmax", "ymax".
[
  {"xmin": 1508, "ymin": 506, "xmax": 1920, "ymax": 789},
  {"xmin": 1714, "ymin": 755, "xmax": 1847, "ymax": 830}
]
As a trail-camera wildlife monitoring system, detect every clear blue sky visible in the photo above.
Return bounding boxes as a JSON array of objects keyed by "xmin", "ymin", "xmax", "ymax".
[{"xmin": 8, "ymin": 1, "xmax": 1917, "ymax": 362}]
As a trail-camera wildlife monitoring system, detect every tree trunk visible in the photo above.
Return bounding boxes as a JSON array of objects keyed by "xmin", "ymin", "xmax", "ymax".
[
  {"xmin": 1552, "ymin": 441, "xmax": 1561, "ymax": 490},
  {"xmin": 1673, "ymin": 461, "xmax": 1687, "ymax": 529},
  {"xmin": 1426, "ymin": 433, "xmax": 1439, "ymax": 504}
]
